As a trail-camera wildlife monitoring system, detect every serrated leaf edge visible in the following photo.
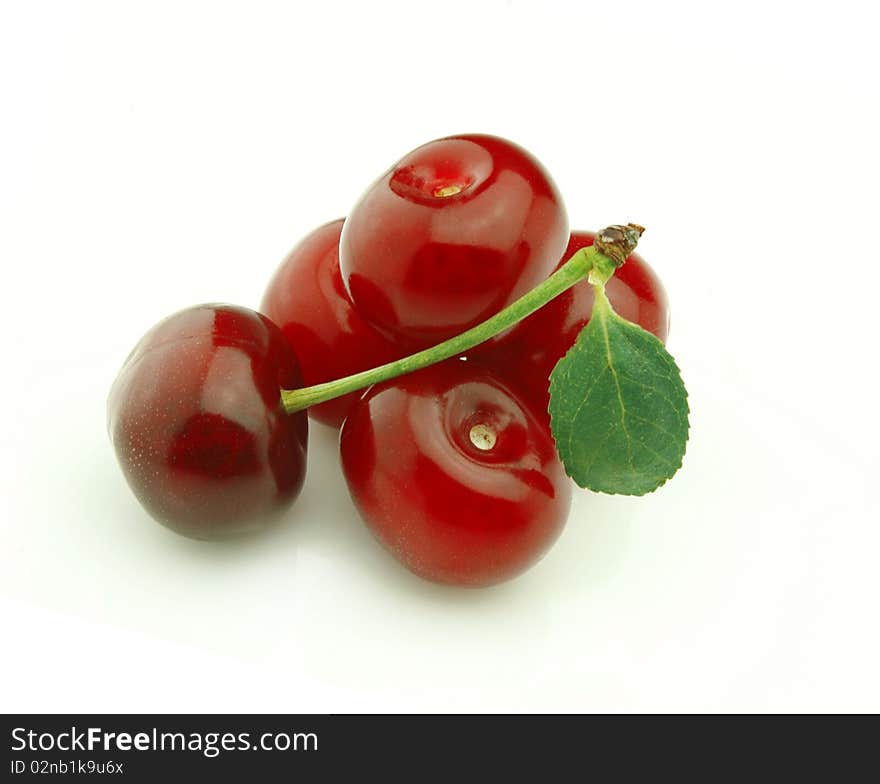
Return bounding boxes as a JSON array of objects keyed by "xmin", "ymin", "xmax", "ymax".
[{"xmin": 547, "ymin": 302, "xmax": 691, "ymax": 497}]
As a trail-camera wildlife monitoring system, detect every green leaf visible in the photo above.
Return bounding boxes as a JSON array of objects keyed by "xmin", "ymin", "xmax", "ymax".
[{"xmin": 548, "ymin": 286, "xmax": 689, "ymax": 495}]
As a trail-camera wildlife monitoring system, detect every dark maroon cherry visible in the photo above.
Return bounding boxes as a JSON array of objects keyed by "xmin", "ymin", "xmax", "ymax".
[
  {"xmin": 339, "ymin": 134, "xmax": 568, "ymax": 349},
  {"xmin": 261, "ymin": 219, "xmax": 406, "ymax": 428},
  {"xmin": 340, "ymin": 360, "xmax": 571, "ymax": 586},
  {"xmin": 108, "ymin": 304, "xmax": 308, "ymax": 539},
  {"xmin": 469, "ymin": 230, "xmax": 670, "ymax": 422}
]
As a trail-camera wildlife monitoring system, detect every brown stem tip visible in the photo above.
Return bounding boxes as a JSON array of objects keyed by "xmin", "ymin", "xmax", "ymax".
[{"xmin": 595, "ymin": 223, "xmax": 645, "ymax": 267}]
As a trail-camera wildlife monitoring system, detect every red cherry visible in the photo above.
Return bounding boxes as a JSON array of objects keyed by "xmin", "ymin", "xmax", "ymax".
[
  {"xmin": 339, "ymin": 134, "xmax": 568, "ymax": 349},
  {"xmin": 469, "ymin": 231, "xmax": 670, "ymax": 422},
  {"xmin": 261, "ymin": 219, "xmax": 405, "ymax": 428},
  {"xmin": 108, "ymin": 304, "xmax": 308, "ymax": 539},
  {"xmin": 340, "ymin": 360, "xmax": 571, "ymax": 586}
]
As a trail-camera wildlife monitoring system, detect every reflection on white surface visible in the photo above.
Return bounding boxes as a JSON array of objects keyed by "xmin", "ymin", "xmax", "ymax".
[{"xmin": 2, "ymin": 355, "xmax": 875, "ymax": 712}]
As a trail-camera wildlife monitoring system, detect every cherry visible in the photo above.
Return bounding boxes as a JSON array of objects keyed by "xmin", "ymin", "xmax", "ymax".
[
  {"xmin": 339, "ymin": 360, "xmax": 571, "ymax": 586},
  {"xmin": 469, "ymin": 230, "xmax": 670, "ymax": 421},
  {"xmin": 339, "ymin": 134, "xmax": 569, "ymax": 350},
  {"xmin": 261, "ymin": 219, "xmax": 406, "ymax": 428},
  {"xmin": 108, "ymin": 304, "xmax": 308, "ymax": 539}
]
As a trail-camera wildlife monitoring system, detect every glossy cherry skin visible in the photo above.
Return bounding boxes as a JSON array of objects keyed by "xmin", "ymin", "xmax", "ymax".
[
  {"xmin": 108, "ymin": 304, "xmax": 308, "ymax": 539},
  {"xmin": 469, "ymin": 231, "xmax": 670, "ymax": 422},
  {"xmin": 261, "ymin": 219, "xmax": 406, "ymax": 428},
  {"xmin": 339, "ymin": 134, "xmax": 569, "ymax": 350},
  {"xmin": 340, "ymin": 360, "xmax": 571, "ymax": 587}
]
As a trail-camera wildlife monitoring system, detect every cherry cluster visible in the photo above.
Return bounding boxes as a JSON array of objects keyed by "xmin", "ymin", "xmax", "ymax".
[{"xmin": 108, "ymin": 134, "xmax": 669, "ymax": 586}]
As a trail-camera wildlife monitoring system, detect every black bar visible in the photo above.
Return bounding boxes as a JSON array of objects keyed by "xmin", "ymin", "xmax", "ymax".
[{"xmin": 1, "ymin": 714, "xmax": 874, "ymax": 779}]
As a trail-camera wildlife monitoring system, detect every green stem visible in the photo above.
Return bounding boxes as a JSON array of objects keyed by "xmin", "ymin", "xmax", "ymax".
[{"xmin": 281, "ymin": 245, "xmax": 605, "ymax": 414}]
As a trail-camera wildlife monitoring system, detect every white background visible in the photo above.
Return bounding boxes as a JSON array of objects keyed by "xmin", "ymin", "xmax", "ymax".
[{"xmin": 1, "ymin": 0, "xmax": 878, "ymax": 713}]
